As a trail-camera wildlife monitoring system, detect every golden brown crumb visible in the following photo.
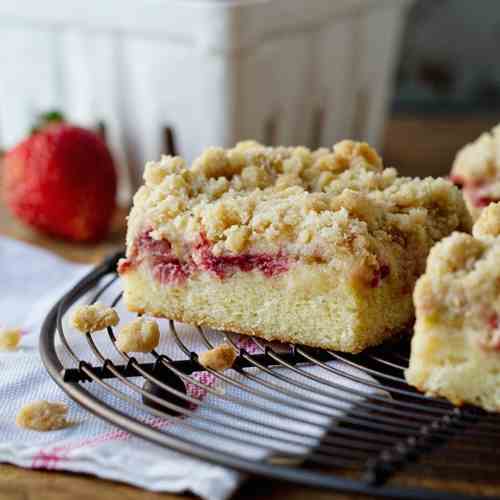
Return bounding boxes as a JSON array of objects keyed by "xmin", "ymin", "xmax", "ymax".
[
  {"xmin": 451, "ymin": 126, "xmax": 500, "ymax": 184},
  {"xmin": 473, "ymin": 202, "xmax": 500, "ymax": 238},
  {"xmin": 415, "ymin": 207, "xmax": 500, "ymax": 327},
  {"xmin": 126, "ymin": 140, "xmax": 470, "ymax": 274},
  {"xmin": 450, "ymin": 124, "xmax": 500, "ymax": 220},
  {"xmin": 198, "ymin": 343, "xmax": 237, "ymax": 371},
  {"xmin": 16, "ymin": 401, "xmax": 71, "ymax": 431},
  {"xmin": 0, "ymin": 327, "xmax": 22, "ymax": 351},
  {"xmin": 413, "ymin": 230, "xmax": 499, "ymax": 330},
  {"xmin": 116, "ymin": 317, "xmax": 160, "ymax": 353},
  {"xmin": 71, "ymin": 303, "xmax": 119, "ymax": 333}
]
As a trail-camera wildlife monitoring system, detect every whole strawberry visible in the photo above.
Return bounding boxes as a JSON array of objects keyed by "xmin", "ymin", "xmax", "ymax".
[{"xmin": 2, "ymin": 112, "xmax": 117, "ymax": 242}]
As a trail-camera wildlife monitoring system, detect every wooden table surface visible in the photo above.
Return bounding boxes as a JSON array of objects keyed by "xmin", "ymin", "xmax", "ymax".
[{"xmin": 1, "ymin": 114, "xmax": 498, "ymax": 500}]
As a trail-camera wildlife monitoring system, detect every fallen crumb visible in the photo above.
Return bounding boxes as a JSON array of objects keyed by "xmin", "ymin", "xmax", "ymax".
[
  {"xmin": 16, "ymin": 400, "xmax": 71, "ymax": 431},
  {"xmin": 198, "ymin": 343, "xmax": 237, "ymax": 371},
  {"xmin": 71, "ymin": 302, "xmax": 119, "ymax": 333},
  {"xmin": 116, "ymin": 317, "xmax": 160, "ymax": 353},
  {"xmin": 0, "ymin": 327, "xmax": 22, "ymax": 351}
]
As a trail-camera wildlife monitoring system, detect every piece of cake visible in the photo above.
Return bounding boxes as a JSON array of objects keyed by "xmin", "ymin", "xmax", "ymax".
[
  {"xmin": 406, "ymin": 203, "xmax": 500, "ymax": 411},
  {"xmin": 450, "ymin": 124, "xmax": 500, "ymax": 220},
  {"xmin": 0, "ymin": 327, "xmax": 22, "ymax": 351},
  {"xmin": 198, "ymin": 344, "xmax": 238, "ymax": 371},
  {"xmin": 116, "ymin": 318, "xmax": 160, "ymax": 353},
  {"xmin": 71, "ymin": 303, "xmax": 119, "ymax": 333},
  {"xmin": 16, "ymin": 400, "xmax": 71, "ymax": 431},
  {"xmin": 119, "ymin": 140, "xmax": 470, "ymax": 353}
]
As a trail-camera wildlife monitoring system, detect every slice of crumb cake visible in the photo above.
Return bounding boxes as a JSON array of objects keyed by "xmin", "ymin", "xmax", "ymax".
[
  {"xmin": 450, "ymin": 124, "xmax": 500, "ymax": 220},
  {"xmin": 406, "ymin": 203, "xmax": 500, "ymax": 411},
  {"xmin": 119, "ymin": 140, "xmax": 470, "ymax": 353}
]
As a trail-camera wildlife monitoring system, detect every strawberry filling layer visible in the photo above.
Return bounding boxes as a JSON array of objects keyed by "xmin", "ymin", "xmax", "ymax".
[
  {"xmin": 488, "ymin": 313, "xmax": 499, "ymax": 330},
  {"xmin": 119, "ymin": 231, "xmax": 392, "ymax": 288},
  {"xmin": 479, "ymin": 313, "xmax": 500, "ymax": 351},
  {"xmin": 118, "ymin": 230, "xmax": 290, "ymax": 284},
  {"xmin": 370, "ymin": 263, "xmax": 390, "ymax": 288},
  {"xmin": 194, "ymin": 233, "xmax": 289, "ymax": 279},
  {"xmin": 121, "ymin": 231, "xmax": 190, "ymax": 284}
]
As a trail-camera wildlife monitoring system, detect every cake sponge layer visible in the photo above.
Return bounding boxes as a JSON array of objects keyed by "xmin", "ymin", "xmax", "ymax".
[
  {"xmin": 406, "ymin": 322, "xmax": 500, "ymax": 411},
  {"xmin": 122, "ymin": 263, "xmax": 413, "ymax": 353}
]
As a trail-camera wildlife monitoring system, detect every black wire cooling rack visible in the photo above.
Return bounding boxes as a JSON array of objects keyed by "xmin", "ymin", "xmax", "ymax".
[{"xmin": 40, "ymin": 251, "xmax": 500, "ymax": 500}]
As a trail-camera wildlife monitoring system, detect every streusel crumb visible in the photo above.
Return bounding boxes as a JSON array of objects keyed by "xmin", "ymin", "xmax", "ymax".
[
  {"xmin": 418, "ymin": 206, "xmax": 500, "ymax": 324},
  {"xmin": 450, "ymin": 124, "xmax": 500, "ymax": 219},
  {"xmin": 473, "ymin": 202, "xmax": 500, "ymax": 238},
  {"xmin": 71, "ymin": 303, "xmax": 119, "ymax": 333},
  {"xmin": 452, "ymin": 125, "xmax": 500, "ymax": 184},
  {"xmin": 198, "ymin": 343, "xmax": 237, "ymax": 371},
  {"xmin": 116, "ymin": 318, "xmax": 160, "ymax": 353},
  {"xmin": 0, "ymin": 327, "xmax": 22, "ymax": 351},
  {"xmin": 127, "ymin": 140, "xmax": 470, "ymax": 269},
  {"xmin": 413, "ymin": 230, "xmax": 497, "ymax": 331},
  {"xmin": 16, "ymin": 400, "xmax": 71, "ymax": 431}
]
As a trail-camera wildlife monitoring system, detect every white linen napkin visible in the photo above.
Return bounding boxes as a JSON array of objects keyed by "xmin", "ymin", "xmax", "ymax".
[{"xmin": 0, "ymin": 236, "xmax": 383, "ymax": 500}]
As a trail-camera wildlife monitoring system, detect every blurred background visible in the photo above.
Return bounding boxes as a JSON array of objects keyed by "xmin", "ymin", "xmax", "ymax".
[
  {"xmin": 0, "ymin": 0, "xmax": 499, "ymax": 248},
  {"xmin": 387, "ymin": 0, "xmax": 500, "ymax": 177},
  {"xmin": 397, "ymin": 0, "xmax": 500, "ymax": 113}
]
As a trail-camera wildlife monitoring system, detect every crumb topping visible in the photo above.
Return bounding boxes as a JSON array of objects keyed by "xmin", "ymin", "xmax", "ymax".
[
  {"xmin": 473, "ymin": 201, "xmax": 500, "ymax": 238},
  {"xmin": 0, "ymin": 327, "xmax": 22, "ymax": 351},
  {"xmin": 116, "ymin": 317, "xmax": 160, "ymax": 353},
  {"xmin": 125, "ymin": 141, "xmax": 470, "ymax": 283},
  {"xmin": 451, "ymin": 125, "xmax": 500, "ymax": 184},
  {"xmin": 71, "ymin": 303, "xmax": 119, "ymax": 333},
  {"xmin": 451, "ymin": 124, "xmax": 500, "ymax": 218},
  {"xmin": 414, "ymin": 219, "xmax": 500, "ymax": 350},
  {"xmin": 16, "ymin": 400, "xmax": 71, "ymax": 431},
  {"xmin": 198, "ymin": 343, "xmax": 237, "ymax": 371}
]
